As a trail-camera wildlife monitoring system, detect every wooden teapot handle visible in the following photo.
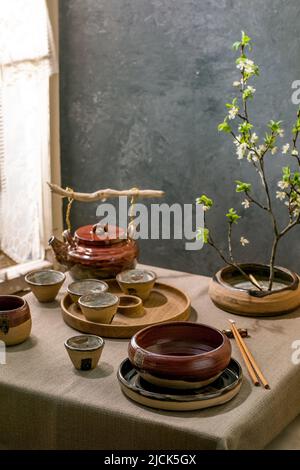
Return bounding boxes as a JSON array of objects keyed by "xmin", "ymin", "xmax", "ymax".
[{"xmin": 48, "ymin": 183, "xmax": 164, "ymax": 201}]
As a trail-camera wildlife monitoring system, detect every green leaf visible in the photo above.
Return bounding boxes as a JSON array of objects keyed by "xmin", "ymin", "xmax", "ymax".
[
  {"xmin": 264, "ymin": 132, "xmax": 276, "ymax": 146},
  {"xmin": 235, "ymin": 180, "xmax": 252, "ymax": 193},
  {"xmin": 236, "ymin": 56, "xmax": 245, "ymax": 66},
  {"xmin": 239, "ymin": 122, "xmax": 253, "ymax": 134},
  {"xmin": 196, "ymin": 227, "xmax": 209, "ymax": 244},
  {"xmin": 282, "ymin": 166, "xmax": 291, "ymax": 182},
  {"xmin": 241, "ymin": 31, "xmax": 252, "ymax": 46},
  {"xmin": 242, "ymin": 88, "xmax": 254, "ymax": 100},
  {"xmin": 293, "ymin": 172, "xmax": 300, "ymax": 186},
  {"xmin": 226, "ymin": 208, "xmax": 241, "ymax": 224},
  {"xmin": 225, "ymin": 97, "xmax": 238, "ymax": 109},
  {"xmin": 196, "ymin": 195, "xmax": 213, "ymax": 208},
  {"xmin": 292, "ymin": 117, "xmax": 300, "ymax": 134},
  {"xmin": 218, "ymin": 121, "xmax": 231, "ymax": 133},
  {"xmin": 232, "ymin": 41, "xmax": 241, "ymax": 51},
  {"xmin": 268, "ymin": 120, "xmax": 283, "ymax": 133}
]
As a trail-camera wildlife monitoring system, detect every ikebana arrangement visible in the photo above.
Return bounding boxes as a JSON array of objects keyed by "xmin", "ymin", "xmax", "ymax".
[{"xmin": 197, "ymin": 31, "xmax": 300, "ymax": 316}]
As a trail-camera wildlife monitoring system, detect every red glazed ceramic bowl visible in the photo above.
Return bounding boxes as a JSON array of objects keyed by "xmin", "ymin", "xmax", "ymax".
[{"xmin": 128, "ymin": 322, "xmax": 231, "ymax": 383}]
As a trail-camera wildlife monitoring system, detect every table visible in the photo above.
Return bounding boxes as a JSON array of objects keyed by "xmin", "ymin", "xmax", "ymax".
[{"xmin": 1, "ymin": 264, "xmax": 300, "ymax": 450}]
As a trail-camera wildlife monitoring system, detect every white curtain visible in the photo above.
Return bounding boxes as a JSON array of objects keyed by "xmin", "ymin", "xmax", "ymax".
[{"xmin": 0, "ymin": 0, "xmax": 56, "ymax": 263}]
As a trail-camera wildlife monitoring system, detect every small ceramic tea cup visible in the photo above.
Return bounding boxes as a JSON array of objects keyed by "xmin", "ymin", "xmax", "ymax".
[
  {"xmin": 116, "ymin": 269, "xmax": 156, "ymax": 301},
  {"xmin": 64, "ymin": 334, "xmax": 104, "ymax": 371},
  {"xmin": 67, "ymin": 279, "xmax": 108, "ymax": 304},
  {"xmin": 78, "ymin": 292, "xmax": 119, "ymax": 323},
  {"xmin": 25, "ymin": 269, "xmax": 66, "ymax": 303},
  {"xmin": 0, "ymin": 295, "xmax": 32, "ymax": 346}
]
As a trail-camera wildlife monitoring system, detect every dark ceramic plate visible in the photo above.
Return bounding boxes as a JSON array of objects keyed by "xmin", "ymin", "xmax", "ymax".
[{"xmin": 117, "ymin": 358, "xmax": 243, "ymax": 411}]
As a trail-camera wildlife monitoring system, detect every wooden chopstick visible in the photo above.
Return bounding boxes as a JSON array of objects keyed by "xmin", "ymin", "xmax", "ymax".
[
  {"xmin": 229, "ymin": 321, "xmax": 259, "ymax": 387},
  {"xmin": 229, "ymin": 320, "xmax": 270, "ymax": 390}
]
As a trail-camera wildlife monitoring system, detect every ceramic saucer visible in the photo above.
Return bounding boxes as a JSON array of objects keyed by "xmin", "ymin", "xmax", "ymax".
[{"xmin": 117, "ymin": 358, "xmax": 242, "ymax": 411}]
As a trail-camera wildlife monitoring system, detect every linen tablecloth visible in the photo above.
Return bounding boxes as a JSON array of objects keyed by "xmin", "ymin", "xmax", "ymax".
[{"xmin": 1, "ymin": 264, "xmax": 300, "ymax": 450}]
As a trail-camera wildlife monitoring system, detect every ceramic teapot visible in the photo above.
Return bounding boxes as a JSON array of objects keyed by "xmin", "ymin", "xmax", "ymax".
[{"xmin": 49, "ymin": 223, "xmax": 138, "ymax": 280}]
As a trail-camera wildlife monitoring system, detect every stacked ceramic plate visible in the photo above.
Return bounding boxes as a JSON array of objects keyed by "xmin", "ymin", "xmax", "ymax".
[{"xmin": 117, "ymin": 322, "xmax": 243, "ymax": 411}]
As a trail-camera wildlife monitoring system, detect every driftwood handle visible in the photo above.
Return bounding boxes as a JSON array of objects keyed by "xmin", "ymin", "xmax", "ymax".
[{"xmin": 48, "ymin": 183, "xmax": 165, "ymax": 202}]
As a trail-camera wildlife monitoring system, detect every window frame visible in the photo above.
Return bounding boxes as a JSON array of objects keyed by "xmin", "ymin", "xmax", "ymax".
[{"xmin": 0, "ymin": 0, "xmax": 62, "ymax": 290}]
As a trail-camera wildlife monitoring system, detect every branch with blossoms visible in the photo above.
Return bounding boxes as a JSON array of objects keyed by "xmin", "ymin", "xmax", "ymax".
[
  {"xmin": 197, "ymin": 196, "xmax": 262, "ymax": 290},
  {"xmin": 197, "ymin": 31, "xmax": 300, "ymax": 292}
]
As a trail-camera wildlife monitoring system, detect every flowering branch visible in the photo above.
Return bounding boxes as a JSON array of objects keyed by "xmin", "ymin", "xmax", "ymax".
[
  {"xmin": 198, "ymin": 31, "xmax": 300, "ymax": 292},
  {"xmin": 198, "ymin": 199, "xmax": 261, "ymax": 290}
]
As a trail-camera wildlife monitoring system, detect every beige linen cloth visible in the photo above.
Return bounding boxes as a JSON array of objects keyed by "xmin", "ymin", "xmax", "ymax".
[{"xmin": 1, "ymin": 264, "xmax": 300, "ymax": 450}]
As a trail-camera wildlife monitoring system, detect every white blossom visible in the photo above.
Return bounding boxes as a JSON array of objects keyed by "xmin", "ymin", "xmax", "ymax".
[
  {"xmin": 236, "ymin": 58, "xmax": 256, "ymax": 74},
  {"xmin": 289, "ymin": 197, "xmax": 300, "ymax": 216},
  {"xmin": 250, "ymin": 132, "xmax": 258, "ymax": 143},
  {"xmin": 236, "ymin": 142, "xmax": 248, "ymax": 159},
  {"xmin": 233, "ymin": 135, "xmax": 242, "ymax": 146},
  {"xmin": 271, "ymin": 146, "xmax": 278, "ymax": 155},
  {"xmin": 246, "ymin": 85, "xmax": 256, "ymax": 94},
  {"xmin": 282, "ymin": 143, "xmax": 290, "ymax": 154},
  {"xmin": 228, "ymin": 106, "xmax": 239, "ymax": 120},
  {"xmin": 278, "ymin": 129, "xmax": 284, "ymax": 138},
  {"xmin": 233, "ymin": 81, "xmax": 241, "ymax": 87},
  {"xmin": 294, "ymin": 208, "xmax": 300, "ymax": 217},
  {"xmin": 241, "ymin": 199, "xmax": 250, "ymax": 209},
  {"xmin": 202, "ymin": 205, "xmax": 210, "ymax": 212},
  {"xmin": 258, "ymin": 144, "xmax": 267, "ymax": 155},
  {"xmin": 276, "ymin": 191, "xmax": 286, "ymax": 201},
  {"xmin": 292, "ymin": 149, "xmax": 299, "ymax": 156},
  {"xmin": 247, "ymin": 151, "xmax": 258, "ymax": 162},
  {"xmin": 278, "ymin": 180, "xmax": 289, "ymax": 190},
  {"xmin": 240, "ymin": 236, "xmax": 250, "ymax": 246}
]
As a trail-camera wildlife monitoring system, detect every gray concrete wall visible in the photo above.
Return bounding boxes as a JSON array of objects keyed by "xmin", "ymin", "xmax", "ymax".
[{"xmin": 59, "ymin": 0, "xmax": 300, "ymax": 276}]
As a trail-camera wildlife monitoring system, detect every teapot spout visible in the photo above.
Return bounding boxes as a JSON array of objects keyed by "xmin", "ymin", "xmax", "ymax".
[{"xmin": 48, "ymin": 236, "xmax": 70, "ymax": 267}]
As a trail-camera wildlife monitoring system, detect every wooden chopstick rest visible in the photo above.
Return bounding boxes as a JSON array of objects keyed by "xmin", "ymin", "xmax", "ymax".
[{"xmin": 222, "ymin": 328, "xmax": 249, "ymax": 339}]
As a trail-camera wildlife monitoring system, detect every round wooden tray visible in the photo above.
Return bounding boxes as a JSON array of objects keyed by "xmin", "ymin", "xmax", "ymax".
[{"xmin": 61, "ymin": 280, "xmax": 191, "ymax": 338}]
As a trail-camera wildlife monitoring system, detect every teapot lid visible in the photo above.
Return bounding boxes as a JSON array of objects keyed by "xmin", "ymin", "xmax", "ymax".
[{"xmin": 74, "ymin": 224, "xmax": 125, "ymax": 246}]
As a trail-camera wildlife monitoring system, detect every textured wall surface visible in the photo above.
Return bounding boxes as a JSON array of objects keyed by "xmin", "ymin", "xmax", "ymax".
[{"xmin": 60, "ymin": 0, "xmax": 300, "ymax": 276}]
